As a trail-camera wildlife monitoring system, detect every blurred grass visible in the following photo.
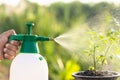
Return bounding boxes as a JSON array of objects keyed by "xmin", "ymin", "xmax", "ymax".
[{"xmin": 0, "ymin": 1, "xmax": 120, "ymax": 80}]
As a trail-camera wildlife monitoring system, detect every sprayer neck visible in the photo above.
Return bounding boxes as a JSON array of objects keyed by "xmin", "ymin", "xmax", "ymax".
[
  {"xmin": 20, "ymin": 35, "xmax": 39, "ymax": 53},
  {"xmin": 20, "ymin": 41, "xmax": 39, "ymax": 53}
]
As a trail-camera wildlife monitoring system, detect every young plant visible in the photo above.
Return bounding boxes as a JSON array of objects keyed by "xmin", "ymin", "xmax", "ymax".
[{"xmin": 85, "ymin": 28, "xmax": 120, "ymax": 71}]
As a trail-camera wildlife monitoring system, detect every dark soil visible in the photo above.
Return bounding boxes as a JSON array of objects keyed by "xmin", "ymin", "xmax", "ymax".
[{"xmin": 79, "ymin": 70, "xmax": 114, "ymax": 76}]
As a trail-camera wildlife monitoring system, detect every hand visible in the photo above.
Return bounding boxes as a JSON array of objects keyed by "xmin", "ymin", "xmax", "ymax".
[{"xmin": 0, "ymin": 29, "xmax": 21, "ymax": 60}]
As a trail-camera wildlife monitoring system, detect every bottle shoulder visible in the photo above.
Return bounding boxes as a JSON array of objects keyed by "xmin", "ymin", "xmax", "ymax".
[{"xmin": 12, "ymin": 53, "xmax": 47, "ymax": 63}]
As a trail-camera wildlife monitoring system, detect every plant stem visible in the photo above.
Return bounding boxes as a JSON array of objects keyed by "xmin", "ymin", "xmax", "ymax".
[{"xmin": 101, "ymin": 44, "xmax": 112, "ymax": 67}]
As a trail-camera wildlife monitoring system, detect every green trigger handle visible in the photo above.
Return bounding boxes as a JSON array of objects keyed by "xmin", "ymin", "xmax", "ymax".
[{"xmin": 9, "ymin": 34, "xmax": 24, "ymax": 41}]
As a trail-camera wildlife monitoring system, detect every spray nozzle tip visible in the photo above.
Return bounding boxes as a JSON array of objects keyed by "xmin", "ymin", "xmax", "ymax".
[{"xmin": 49, "ymin": 38, "xmax": 54, "ymax": 41}]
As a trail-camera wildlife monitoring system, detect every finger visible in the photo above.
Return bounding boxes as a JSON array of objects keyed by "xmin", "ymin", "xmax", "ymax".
[
  {"xmin": 5, "ymin": 43, "xmax": 19, "ymax": 52},
  {"xmin": 4, "ymin": 48, "xmax": 16, "ymax": 60},
  {"xmin": 4, "ymin": 53, "xmax": 15, "ymax": 60},
  {"xmin": 3, "ymin": 48, "xmax": 16, "ymax": 56},
  {"xmin": 0, "ymin": 29, "xmax": 16, "ymax": 37},
  {"xmin": 10, "ymin": 40, "xmax": 21, "ymax": 46}
]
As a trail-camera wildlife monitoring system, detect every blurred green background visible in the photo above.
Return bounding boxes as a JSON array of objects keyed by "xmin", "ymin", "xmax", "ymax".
[{"xmin": 1, "ymin": 0, "xmax": 120, "ymax": 80}]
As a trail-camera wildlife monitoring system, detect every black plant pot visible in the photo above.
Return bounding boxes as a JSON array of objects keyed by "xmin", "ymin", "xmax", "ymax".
[{"xmin": 72, "ymin": 71, "xmax": 120, "ymax": 80}]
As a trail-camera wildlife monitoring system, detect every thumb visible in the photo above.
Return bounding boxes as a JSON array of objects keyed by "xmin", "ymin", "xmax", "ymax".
[
  {"xmin": 1, "ymin": 29, "xmax": 16, "ymax": 38},
  {"xmin": 0, "ymin": 29, "xmax": 16, "ymax": 59}
]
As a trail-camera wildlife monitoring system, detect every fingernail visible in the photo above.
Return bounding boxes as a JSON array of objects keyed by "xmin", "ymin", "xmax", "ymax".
[
  {"xmin": 5, "ymin": 44, "xmax": 9, "ymax": 47},
  {"xmin": 3, "ymin": 48, "xmax": 7, "ymax": 53},
  {"xmin": 10, "ymin": 41, "xmax": 14, "ymax": 44},
  {"xmin": 4, "ymin": 53, "xmax": 7, "ymax": 57}
]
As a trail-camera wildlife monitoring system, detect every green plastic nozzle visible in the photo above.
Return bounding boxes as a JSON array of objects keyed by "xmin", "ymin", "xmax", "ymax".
[
  {"xmin": 37, "ymin": 36, "xmax": 54, "ymax": 41},
  {"xmin": 26, "ymin": 23, "xmax": 34, "ymax": 35},
  {"xmin": 9, "ymin": 23, "xmax": 54, "ymax": 53},
  {"xmin": 10, "ymin": 23, "xmax": 53, "ymax": 41}
]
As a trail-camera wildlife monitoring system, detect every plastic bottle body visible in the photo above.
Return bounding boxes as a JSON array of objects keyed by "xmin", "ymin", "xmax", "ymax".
[{"xmin": 10, "ymin": 53, "xmax": 48, "ymax": 80}]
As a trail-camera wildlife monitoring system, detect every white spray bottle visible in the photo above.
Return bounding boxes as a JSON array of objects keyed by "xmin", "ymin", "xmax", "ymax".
[{"xmin": 9, "ymin": 23, "xmax": 53, "ymax": 80}]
